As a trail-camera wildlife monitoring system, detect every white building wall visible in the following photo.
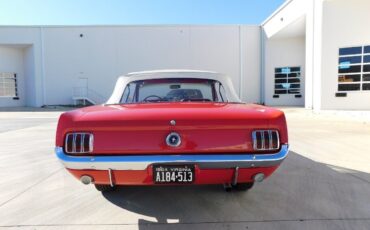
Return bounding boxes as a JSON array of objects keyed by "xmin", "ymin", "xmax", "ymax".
[
  {"xmin": 0, "ymin": 25, "xmax": 261, "ymax": 107},
  {"xmin": 42, "ymin": 26, "xmax": 119, "ymax": 105},
  {"xmin": 0, "ymin": 46, "xmax": 26, "ymax": 106},
  {"xmin": 264, "ymin": 37, "xmax": 305, "ymax": 106},
  {"xmin": 0, "ymin": 27, "xmax": 43, "ymax": 107},
  {"xmin": 187, "ymin": 26, "xmax": 241, "ymax": 95},
  {"xmin": 241, "ymin": 26, "xmax": 261, "ymax": 103},
  {"xmin": 320, "ymin": 0, "xmax": 370, "ymax": 110},
  {"xmin": 304, "ymin": 0, "xmax": 324, "ymax": 111},
  {"xmin": 23, "ymin": 46, "xmax": 37, "ymax": 107},
  {"xmin": 304, "ymin": 0, "xmax": 314, "ymax": 110},
  {"xmin": 40, "ymin": 25, "xmax": 260, "ymax": 105},
  {"xmin": 262, "ymin": 0, "xmax": 308, "ymax": 39}
]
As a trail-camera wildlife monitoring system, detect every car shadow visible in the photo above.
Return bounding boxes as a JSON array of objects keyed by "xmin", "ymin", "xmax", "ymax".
[{"xmin": 102, "ymin": 151, "xmax": 370, "ymax": 229}]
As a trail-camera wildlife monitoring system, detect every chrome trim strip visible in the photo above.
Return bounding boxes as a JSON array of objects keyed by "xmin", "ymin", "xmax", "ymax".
[
  {"xmin": 89, "ymin": 134, "xmax": 94, "ymax": 153},
  {"xmin": 81, "ymin": 134, "xmax": 85, "ymax": 153},
  {"xmin": 252, "ymin": 131, "xmax": 257, "ymax": 150},
  {"xmin": 268, "ymin": 131, "xmax": 273, "ymax": 149},
  {"xmin": 55, "ymin": 144, "xmax": 289, "ymax": 170},
  {"xmin": 72, "ymin": 134, "xmax": 77, "ymax": 153}
]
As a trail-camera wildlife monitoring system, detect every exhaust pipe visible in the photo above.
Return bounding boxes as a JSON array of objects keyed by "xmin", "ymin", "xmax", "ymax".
[
  {"xmin": 253, "ymin": 173, "xmax": 265, "ymax": 183},
  {"xmin": 80, "ymin": 175, "xmax": 93, "ymax": 185}
]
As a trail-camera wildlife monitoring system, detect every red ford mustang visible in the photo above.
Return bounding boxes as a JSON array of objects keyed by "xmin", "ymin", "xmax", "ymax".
[{"xmin": 55, "ymin": 70, "xmax": 289, "ymax": 192}]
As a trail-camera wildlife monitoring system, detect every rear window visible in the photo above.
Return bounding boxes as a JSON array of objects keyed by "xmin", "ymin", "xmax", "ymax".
[{"xmin": 120, "ymin": 78, "xmax": 226, "ymax": 103}]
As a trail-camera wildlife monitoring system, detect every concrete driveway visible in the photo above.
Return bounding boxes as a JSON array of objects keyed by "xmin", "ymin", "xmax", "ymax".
[{"xmin": 0, "ymin": 107, "xmax": 369, "ymax": 229}]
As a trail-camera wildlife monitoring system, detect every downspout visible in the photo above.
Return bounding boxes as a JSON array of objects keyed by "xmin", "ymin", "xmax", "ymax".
[
  {"xmin": 40, "ymin": 27, "xmax": 46, "ymax": 107},
  {"xmin": 311, "ymin": 0, "xmax": 316, "ymax": 110},
  {"xmin": 239, "ymin": 25, "xmax": 244, "ymax": 101},
  {"xmin": 260, "ymin": 26, "xmax": 265, "ymax": 105}
]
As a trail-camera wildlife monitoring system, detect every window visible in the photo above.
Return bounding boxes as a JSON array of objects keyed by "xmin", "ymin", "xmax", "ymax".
[
  {"xmin": 0, "ymin": 73, "xmax": 17, "ymax": 97},
  {"xmin": 338, "ymin": 45, "xmax": 370, "ymax": 91},
  {"xmin": 274, "ymin": 66, "xmax": 301, "ymax": 95},
  {"xmin": 120, "ymin": 78, "xmax": 226, "ymax": 103}
]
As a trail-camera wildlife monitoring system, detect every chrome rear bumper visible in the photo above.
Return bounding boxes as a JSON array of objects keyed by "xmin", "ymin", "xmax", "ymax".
[{"xmin": 55, "ymin": 144, "xmax": 289, "ymax": 170}]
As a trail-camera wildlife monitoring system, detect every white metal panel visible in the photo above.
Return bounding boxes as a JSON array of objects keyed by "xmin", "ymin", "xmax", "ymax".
[
  {"xmin": 242, "ymin": 26, "xmax": 261, "ymax": 103},
  {"xmin": 0, "ymin": 25, "xmax": 261, "ymax": 107},
  {"xmin": 264, "ymin": 37, "xmax": 305, "ymax": 106},
  {"xmin": 40, "ymin": 25, "xmax": 260, "ymax": 105},
  {"xmin": 262, "ymin": 0, "xmax": 308, "ymax": 39},
  {"xmin": 0, "ymin": 27, "xmax": 43, "ymax": 107},
  {"xmin": 188, "ymin": 26, "xmax": 241, "ymax": 96},
  {"xmin": 320, "ymin": 0, "xmax": 370, "ymax": 110},
  {"xmin": 0, "ymin": 46, "xmax": 25, "ymax": 107}
]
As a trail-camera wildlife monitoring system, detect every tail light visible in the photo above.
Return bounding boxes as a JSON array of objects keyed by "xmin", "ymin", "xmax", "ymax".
[
  {"xmin": 65, "ymin": 133, "xmax": 93, "ymax": 154},
  {"xmin": 252, "ymin": 130, "xmax": 280, "ymax": 151}
]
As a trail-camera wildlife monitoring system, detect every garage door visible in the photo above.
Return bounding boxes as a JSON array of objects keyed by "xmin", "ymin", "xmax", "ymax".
[{"xmin": 272, "ymin": 66, "xmax": 304, "ymax": 106}]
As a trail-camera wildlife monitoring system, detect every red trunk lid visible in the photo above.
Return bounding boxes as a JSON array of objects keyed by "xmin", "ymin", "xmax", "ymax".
[{"xmin": 56, "ymin": 103, "xmax": 288, "ymax": 154}]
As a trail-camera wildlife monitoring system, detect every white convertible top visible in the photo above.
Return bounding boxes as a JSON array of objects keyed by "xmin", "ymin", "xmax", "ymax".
[{"xmin": 106, "ymin": 69, "xmax": 241, "ymax": 104}]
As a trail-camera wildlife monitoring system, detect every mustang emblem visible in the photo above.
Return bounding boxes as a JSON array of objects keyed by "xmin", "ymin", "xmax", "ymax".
[{"xmin": 166, "ymin": 132, "xmax": 181, "ymax": 147}]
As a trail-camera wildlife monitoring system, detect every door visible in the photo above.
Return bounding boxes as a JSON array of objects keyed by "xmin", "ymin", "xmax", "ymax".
[
  {"xmin": 74, "ymin": 75, "xmax": 88, "ymax": 97},
  {"xmin": 273, "ymin": 66, "xmax": 304, "ymax": 106}
]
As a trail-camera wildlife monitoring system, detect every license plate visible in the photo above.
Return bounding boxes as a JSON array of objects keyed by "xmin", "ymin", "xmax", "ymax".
[{"xmin": 153, "ymin": 165, "xmax": 195, "ymax": 184}]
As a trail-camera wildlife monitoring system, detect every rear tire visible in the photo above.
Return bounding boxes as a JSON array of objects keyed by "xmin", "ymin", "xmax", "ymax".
[
  {"xmin": 232, "ymin": 182, "xmax": 254, "ymax": 191},
  {"xmin": 94, "ymin": 184, "xmax": 116, "ymax": 192}
]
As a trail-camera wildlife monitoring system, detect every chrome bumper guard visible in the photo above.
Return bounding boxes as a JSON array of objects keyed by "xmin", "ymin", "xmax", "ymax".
[{"xmin": 55, "ymin": 144, "xmax": 289, "ymax": 170}]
